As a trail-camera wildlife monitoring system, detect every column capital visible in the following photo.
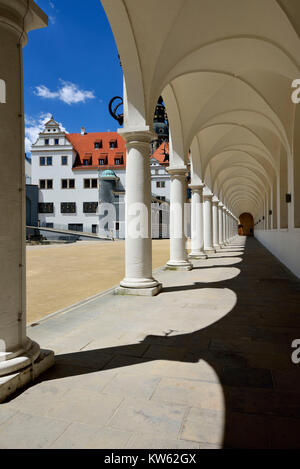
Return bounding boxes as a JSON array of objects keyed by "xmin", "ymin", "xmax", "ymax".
[
  {"xmin": 222, "ymin": 206, "xmax": 227, "ymax": 212},
  {"xmin": 203, "ymin": 192, "xmax": 213, "ymax": 200},
  {"xmin": 218, "ymin": 202, "xmax": 224, "ymax": 208},
  {"xmin": 0, "ymin": 0, "xmax": 48, "ymax": 45},
  {"xmin": 166, "ymin": 166, "xmax": 188, "ymax": 178},
  {"xmin": 212, "ymin": 196, "xmax": 219, "ymax": 204},
  {"xmin": 118, "ymin": 127, "xmax": 156, "ymax": 144},
  {"xmin": 189, "ymin": 183, "xmax": 204, "ymax": 192}
]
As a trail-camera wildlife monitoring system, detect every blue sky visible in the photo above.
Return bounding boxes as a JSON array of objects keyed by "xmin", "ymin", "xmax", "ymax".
[{"xmin": 24, "ymin": 0, "xmax": 123, "ymax": 153}]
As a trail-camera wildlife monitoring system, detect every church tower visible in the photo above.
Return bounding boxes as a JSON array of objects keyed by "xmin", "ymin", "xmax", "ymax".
[{"xmin": 152, "ymin": 96, "xmax": 169, "ymax": 152}]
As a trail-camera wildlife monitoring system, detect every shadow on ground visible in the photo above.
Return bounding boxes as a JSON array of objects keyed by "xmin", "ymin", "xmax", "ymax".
[{"xmin": 8, "ymin": 238, "xmax": 300, "ymax": 448}]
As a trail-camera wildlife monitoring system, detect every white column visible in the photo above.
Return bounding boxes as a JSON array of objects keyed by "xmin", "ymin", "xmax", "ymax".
[
  {"xmin": 203, "ymin": 192, "xmax": 215, "ymax": 253},
  {"xmin": 117, "ymin": 129, "xmax": 161, "ymax": 294},
  {"xmin": 218, "ymin": 202, "xmax": 224, "ymax": 247},
  {"xmin": 189, "ymin": 184, "xmax": 207, "ymax": 259},
  {"xmin": 222, "ymin": 206, "xmax": 227, "ymax": 245},
  {"xmin": 0, "ymin": 1, "xmax": 53, "ymax": 399},
  {"xmin": 166, "ymin": 167, "xmax": 192, "ymax": 270},
  {"xmin": 212, "ymin": 196, "xmax": 220, "ymax": 249},
  {"xmin": 226, "ymin": 209, "xmax": 230, "ymax": 242}
]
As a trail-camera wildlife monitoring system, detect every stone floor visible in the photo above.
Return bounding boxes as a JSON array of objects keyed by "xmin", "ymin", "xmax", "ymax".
[{"xmin": 1, "ymin": 236, "xmax": 300, "ymax": 449}]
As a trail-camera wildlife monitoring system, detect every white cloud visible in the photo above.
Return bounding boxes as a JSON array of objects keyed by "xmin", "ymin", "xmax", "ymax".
[
  {"xmin": 34, "ymin": 80, "xmax": 95, "ymax": 105},
  {"xmin": 49, "ymin": 1, "xmax": 55, "ymax": 8},
  {"xmin": 49, "ymin": 15, "xmax": 56, "ymax": 25},
  {"xmin": 25, "ymin": 113, "xmax": 67, "ymax": 154}
]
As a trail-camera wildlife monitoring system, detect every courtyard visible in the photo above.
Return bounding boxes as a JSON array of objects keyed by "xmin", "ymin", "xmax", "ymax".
[{"xmin": 26, "ymin": 239, "xmax": 170, "ymax": 324}]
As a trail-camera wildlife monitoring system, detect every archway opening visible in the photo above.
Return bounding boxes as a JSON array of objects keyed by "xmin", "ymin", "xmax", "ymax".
[{"xmin": 238, "ymin": 212, "xmax": 254, "ymax": 236}]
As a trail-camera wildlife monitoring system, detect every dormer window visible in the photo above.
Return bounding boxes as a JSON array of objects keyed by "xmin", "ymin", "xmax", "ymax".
[
  {"xmin": 110, "ymin": 140, "xmax": 117, "ymax": 149},
  {"xmin": 94, "ymin": 141, "xmax": 102, "ymax": 149}
]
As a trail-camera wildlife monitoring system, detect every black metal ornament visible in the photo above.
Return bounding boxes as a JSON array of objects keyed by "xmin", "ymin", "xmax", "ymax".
[{"xmin": 108, "ymin": 96, "xmax": 124, "ymax": 126}]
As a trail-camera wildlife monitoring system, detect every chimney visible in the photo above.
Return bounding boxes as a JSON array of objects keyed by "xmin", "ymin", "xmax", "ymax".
[{"xmin": 81, "ymin": 127, "xmax": 86, "ymax": 135}]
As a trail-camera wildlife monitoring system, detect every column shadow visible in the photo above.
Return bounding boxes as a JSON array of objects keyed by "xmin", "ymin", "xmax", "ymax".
[{"xmin": 11, "ymin": 238, "xmax": 300, "ymax": 448}]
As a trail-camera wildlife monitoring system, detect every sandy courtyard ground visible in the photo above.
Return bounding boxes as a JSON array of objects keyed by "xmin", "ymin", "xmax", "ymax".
[{"xmin": 26, "ymin": 239, "xmax": 171, "ymax": 324}]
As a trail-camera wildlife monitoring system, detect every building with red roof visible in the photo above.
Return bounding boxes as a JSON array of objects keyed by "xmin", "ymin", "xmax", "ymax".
[
  {"xmin": 66, "ymin": 131, "xmax": 126, "ymax": 171},
  {"xmin": 30, "ymin": 118, "xmax": 170, "ymax": 239}
]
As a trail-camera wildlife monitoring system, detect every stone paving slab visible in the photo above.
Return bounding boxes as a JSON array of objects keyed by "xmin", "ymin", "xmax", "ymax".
[
  {"xmin": 108, "ymin": 398, "xmax": 188, "ymax": 438},
  {"xmin": 1, "ymin": 237, "xmax": 300, "ymax": 448},
  {"xmin": 49, "ymin": 422, "xmax": 133, "ymax": 449}
]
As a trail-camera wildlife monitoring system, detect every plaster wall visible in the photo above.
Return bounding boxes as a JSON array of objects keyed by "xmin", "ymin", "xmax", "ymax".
[{"xmin": 255, "ymin": 229, "xmax": 300, "ymax": 278}]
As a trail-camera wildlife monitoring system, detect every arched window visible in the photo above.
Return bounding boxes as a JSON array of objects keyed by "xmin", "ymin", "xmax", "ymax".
[{"xmin": 0, "ymin": 79, "xmax": 6, "ymax": 103}]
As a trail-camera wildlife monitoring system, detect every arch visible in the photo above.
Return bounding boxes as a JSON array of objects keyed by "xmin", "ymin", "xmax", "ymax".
[
  {"xmin": 239, "ymin": 213, "xmax": 254, "ymax": 236},
  {"xmin": 0, "ymin": 79, "xmax": 6, "ymax": 103},
  {"xmin": 101, "ymin": 0, "xmax": 147, "ymax": 127},
  {"xmin": 293, "ymin": 104, "xmax": 300, "ymax": 228}
]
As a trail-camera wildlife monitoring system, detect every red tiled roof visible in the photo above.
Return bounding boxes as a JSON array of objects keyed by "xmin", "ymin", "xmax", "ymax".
[
  {"xmin": 66, "ymin": 132, "xmax": 170, "ymax": 170},
  {"xmin": 66, "ymin": 132, "xmax": 126, "ymax": 170},
  {"xmin": 152, "ymin": 142, "xmax": 169, "ymax": 165}
]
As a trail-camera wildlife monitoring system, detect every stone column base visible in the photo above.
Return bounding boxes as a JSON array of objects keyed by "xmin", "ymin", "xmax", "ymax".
[
  {"xmin": 114, "ymin": 283, "xmax": 162, "ymax": 297},
  {"xmin": 204, "ymin": 248, "xmax": 216, "ymax": 254},
  {"xmin": 189, "ymin": 252, "xmax": 207, "ymax": 259},
  {"xmin": 165, "ymin": 261, "xmax": 193, "ymax": 271},
  {"xmin": 0, "ymin": 349, "xmax": 54, "ymax": 403}
]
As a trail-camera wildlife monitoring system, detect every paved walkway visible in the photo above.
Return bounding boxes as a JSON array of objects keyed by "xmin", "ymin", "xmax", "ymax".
[
  {"xmin": 1, "ymin": 237, "xmax": 300, "ymax": 448},
  {"xmin": 26, "ymin": 239, "xmax": 170, "ymax": 323}
]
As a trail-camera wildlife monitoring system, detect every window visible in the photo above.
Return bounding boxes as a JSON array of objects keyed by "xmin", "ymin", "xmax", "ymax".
[
  {"xmin": 61, "ymin": 202, "xmax": 76, "ymax": 214},
  {"xmin": 46, "ymin": 223, "xmax": 54, "ymax": 228},
  {"xmin": 45, "ymin": 139, "xmax": 49, "ymax": 145},
  {"xmin": 84, "ymin": 178, "xmax": 98, "ymax": 189},
  {"xmin": 83, "ymin": 202, "xmax": 98, "ymax": 213},
  {"xmin": 110, "ymin": 140, "xmax": 117, "ymax": 149},
  {"xmin": 115, "ymin": 222, "xmax": 120, "ymax": 231},
  {"xmin": 94, "ymin": 141, "xmax": 102, "ymax": 149},
  {"xmin": 115, "ymin": 159, "xmax": 121, "ymax": 166},
  {"xmin": 61, "ymin": 156, "xmax": 68, "ymax": 166},
  {"xmin": 99, "ymin": 159, "xmax": 105, "ymax": 165},
  {"xmin": 38, "ymin": 203, "xmax": 54, "ymax": 213},
  {"xmin": 156, "ymin": 181, "xmax": 165, "ymax": 188},
  {"xmin": 68, "ymin": 223, "xmax": 83, "ymax": 232},
  {"xmin": 61, "ymin": 179, "xmax": 75, "ymax": 189},
  {"xmin": 92, "ymin": 224, "xmax": 98, "ymax": 234},
  {"xmin": 55, "ymin": 138, "xmax": 59, "ymax": 145},
  {"xmin": 40, "ymin": 156, "xmax": 52, "ymax": 166},
  {"xmin": 39, "ymin": 179, "xmax": 53, "ymax": 189},
  {"xmin": 83, "ymin": 159, "xmax": 90, "ymax": 166}
]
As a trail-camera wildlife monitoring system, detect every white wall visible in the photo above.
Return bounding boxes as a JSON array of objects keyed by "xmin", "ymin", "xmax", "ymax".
[
  {"xmin": 150, "ymin": 160, "xmax": 170, "ymax": 201},
  {"xmin": 255, "ymin": 228, "xmax": 300, "ymax": 278}
]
